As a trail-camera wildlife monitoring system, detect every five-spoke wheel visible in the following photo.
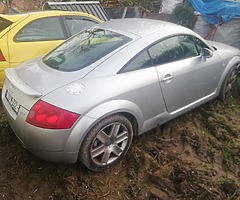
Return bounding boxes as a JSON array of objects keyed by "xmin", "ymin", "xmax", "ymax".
[{"xmin": 79, "ymin": 114, "xmax": 133, "ymax": 171}]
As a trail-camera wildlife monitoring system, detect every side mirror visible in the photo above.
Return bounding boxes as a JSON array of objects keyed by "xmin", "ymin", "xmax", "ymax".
[{"xmin": 200, "ymin": 48, "xmax": 213, "ymax": 59}]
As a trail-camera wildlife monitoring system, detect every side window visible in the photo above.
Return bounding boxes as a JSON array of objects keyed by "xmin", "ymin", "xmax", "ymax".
[
  {"xmin": 65, "ymin": 17, "xmax": 98, "ymax": 36},
  {"xmin": 120, "ymin": 50, "xmax": 153, "ymax": 73},
  {"xmin": 15, "ymin": 17, "xmax": 65, "ymax": 42},
  {"xmin": 0, "ymin": 17, "xmax": 13, "ymax": 32},
  {"xmin": 178, "ymin": 35, "xmax": 199, "ymax": 58},
  {"xmin": 148, "ymin": 35, "xmax": 199, "ymax": 66},
  {"xmin": 192, "ymin": 36, "xmax": 209, "ymax": 53},
  {"xmin": 148, "ymin": 36, "xmax": 185, "ymax": 65}
]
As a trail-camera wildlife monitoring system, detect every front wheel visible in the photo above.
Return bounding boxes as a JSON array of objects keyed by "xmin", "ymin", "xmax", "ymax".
[
  {"xmin": 220, "ymin": 66, "xmax": 238, "ymax": 100},
  {"xmin": 79, "ymin": 114, "xmax": 133, "ymax": 172}
]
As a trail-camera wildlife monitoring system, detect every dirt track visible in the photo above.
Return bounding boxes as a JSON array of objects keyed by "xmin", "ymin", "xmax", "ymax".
[{"xmin": 0, "ymin": 89, "xmax": 240, "ymax": 199}]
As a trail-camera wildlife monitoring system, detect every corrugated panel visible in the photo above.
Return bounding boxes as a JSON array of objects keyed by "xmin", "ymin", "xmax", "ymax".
[{"xmin": 42, "ymin": 1, "xmax": 110, "ymax": 21}]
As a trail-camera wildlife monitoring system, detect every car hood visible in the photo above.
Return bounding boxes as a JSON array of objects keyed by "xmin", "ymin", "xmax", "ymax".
[{"xmin": 14, "ymin": 57, "xmax": 91, "ymax": 95}]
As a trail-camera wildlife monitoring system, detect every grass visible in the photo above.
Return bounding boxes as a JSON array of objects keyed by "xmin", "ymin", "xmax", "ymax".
[{"xmin": 220, "ymin": 176, "xmax": 240, "ymax": 199}]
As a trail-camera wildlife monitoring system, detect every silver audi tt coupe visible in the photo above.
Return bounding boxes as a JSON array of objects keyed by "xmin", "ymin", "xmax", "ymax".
[{"xmin": 2, "ymin": 18, "xmax": 240, "ymax": 171}]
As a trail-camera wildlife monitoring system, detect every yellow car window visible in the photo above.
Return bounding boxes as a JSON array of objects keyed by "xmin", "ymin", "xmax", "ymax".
[
  {"xmin": 65, "ymin": 16, "xmax": 98, "ymax": 36},
  {"xmin": 15, "ymin": 17, "xmax": 65, "ymax": 42}
]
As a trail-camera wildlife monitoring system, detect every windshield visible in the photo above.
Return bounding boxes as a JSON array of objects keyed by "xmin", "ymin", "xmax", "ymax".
[
  {"xmin": 0, "ymin": 17, "xmax": 13, "ymax": 32},
  {"xmin": 43, "ymin": 28, "xmax": 132, "ymax": 72}
]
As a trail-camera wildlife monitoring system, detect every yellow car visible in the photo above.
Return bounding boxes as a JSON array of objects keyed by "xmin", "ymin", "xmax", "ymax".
[{"xmin": 0, "ymin": 10, "xmax": 102, "ymax": 87}]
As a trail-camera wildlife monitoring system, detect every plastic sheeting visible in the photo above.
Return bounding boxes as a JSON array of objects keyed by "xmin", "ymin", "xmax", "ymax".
[
  {"xmin": 213, "ymin": 18, "xmax": 240, "ymax": 49},
  {"xmin": 160, "ymin": 0, "xmax": 183, "ymax": 14},
  {"xmin": 193, "ymin": 15, "xmax": 240, "ymax": 49},
  {"xmin": 188, "ymin": 0, "xmax": 240, "ymax": 24},
  {"xmin": 193, "ymin": 14, "xmax": 212, "ymax": 38}
]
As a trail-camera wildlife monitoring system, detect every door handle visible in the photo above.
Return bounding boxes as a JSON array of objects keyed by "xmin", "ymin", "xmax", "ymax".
[{"xmin": 161, "ymin": 74, "xmax": 173, "ymax": 82}]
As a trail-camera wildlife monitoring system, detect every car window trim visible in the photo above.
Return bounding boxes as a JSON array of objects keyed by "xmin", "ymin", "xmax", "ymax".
[
  {"xmin": 119, "ymin": 33, "xmax": 214, "ymax": 73},
  {"xmin": 148, "ymin": 34, "xmax": 212, "ymax": 66}
]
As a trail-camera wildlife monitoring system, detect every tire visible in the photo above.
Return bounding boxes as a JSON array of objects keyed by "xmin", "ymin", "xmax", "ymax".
[
  {"xmin": 220, "ymin": 66, "xmax": 238, "ymax": 100},
  {"xmin": 79, "ymin": 114, "xmax": 133, "ymax": 172}
]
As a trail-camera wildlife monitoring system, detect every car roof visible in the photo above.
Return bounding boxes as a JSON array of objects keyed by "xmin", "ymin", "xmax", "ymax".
[
  {"xmin": 0, "ymin": 10, "xmax": 102, "ymax": 23},
  {"xmin": 98, "ymin": 18, "xmax": 187, "ymax": 37}
]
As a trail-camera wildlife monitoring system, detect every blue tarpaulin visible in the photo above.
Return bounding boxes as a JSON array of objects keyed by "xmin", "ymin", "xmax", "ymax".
[{"xmin": 188, "ymin": 0, "xmax": 240, "ymax": 24}]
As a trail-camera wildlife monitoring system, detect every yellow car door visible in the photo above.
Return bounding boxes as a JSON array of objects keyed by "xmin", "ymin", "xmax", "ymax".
[{"xmin": 7, "ymin": 15, "xmax": 66, "ymax": 68}]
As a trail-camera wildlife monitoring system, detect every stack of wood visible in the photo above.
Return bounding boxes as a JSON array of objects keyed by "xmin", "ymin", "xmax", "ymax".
[{"xmin": 101, "ymin": 0, "xmax": 123, "ymax": 8}]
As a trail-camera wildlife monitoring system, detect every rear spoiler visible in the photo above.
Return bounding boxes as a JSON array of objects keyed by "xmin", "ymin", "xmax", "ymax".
[
  {"xmin": 42, "ymin": 1, "xmax": 110, "ymax": 22},
  {"xmin": 5, "ymin": 68, "xmax": 42, "ymax": 97}
]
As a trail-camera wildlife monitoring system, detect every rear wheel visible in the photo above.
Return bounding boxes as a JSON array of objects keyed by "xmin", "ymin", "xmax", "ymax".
[
  {"xmin": 79, "ymin": 114, "xmax": 133, "ymax": 172},
  {"xmin": 220, "ymin": 66, "xmax": 238, "ymax": 100}
]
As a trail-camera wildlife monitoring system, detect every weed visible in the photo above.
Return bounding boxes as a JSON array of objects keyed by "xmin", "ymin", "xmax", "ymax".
[
  {"xmin": 222, "ymin": 146, "xmax": 233, "ymax": 169},
  {"xmin": 220, "ymin": 176, "xmax": 239, "ymax": 198},
  {"xmin": 226, "ymin": 96, "xmax": 236, "ymax": 107},
  {"xmin": 124, "ymin": 149, "xmax": 140, "ymax": 178},
  {"xmin": 125, "ymin": 184, "xmax": 141, "ymax": 198},
  {"xmin": 206, "ymin": 145, "xmax": 215, "ymax": 163}
]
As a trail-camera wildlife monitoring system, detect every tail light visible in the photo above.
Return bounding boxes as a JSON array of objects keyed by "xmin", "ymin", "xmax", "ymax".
[
  {"xmin": 0, "ymin": 50, "xmax": 6, "ymax": 61},
  {"xmin": 26, "ymin": 100, "xmax": 80, "ymax": 129}
]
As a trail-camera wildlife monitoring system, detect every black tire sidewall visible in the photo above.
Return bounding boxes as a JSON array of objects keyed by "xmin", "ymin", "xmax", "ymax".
[
  {"xmin": 220, "ymin": 66, "xmax": 238, "ymax": 101},
  {"xmin": 79, "ymin": 114, "xmax": 133, "ymax": 172}
]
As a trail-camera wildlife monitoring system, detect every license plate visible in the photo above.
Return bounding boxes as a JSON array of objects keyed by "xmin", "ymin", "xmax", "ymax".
[{"xmin": 5, "ymin": 89, "xmax": 20, "ymax": 114}]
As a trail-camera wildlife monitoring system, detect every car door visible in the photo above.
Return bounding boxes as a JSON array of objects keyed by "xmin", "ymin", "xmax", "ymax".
[
  {"xmin": 148, "ymin": 35, "xmax": 222, "ymax": 114},
  {"xmin": 7, "ymin": 16, "xmax": 66, "ymax": 67}
]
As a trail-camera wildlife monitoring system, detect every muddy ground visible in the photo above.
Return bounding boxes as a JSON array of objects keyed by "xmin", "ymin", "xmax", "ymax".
[{"xmin": 0, "ymin": 86, "xmax": 240, "ymax": 200}]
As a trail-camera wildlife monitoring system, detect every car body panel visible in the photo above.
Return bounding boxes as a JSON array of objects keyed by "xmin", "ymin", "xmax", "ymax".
[
  {"xmin": 2, "ymin": 18, "xmax": 240, "ymax": 165},
  {"xmin": 42, "ymin": 67, "xmax": 165, "ymax": 126}
]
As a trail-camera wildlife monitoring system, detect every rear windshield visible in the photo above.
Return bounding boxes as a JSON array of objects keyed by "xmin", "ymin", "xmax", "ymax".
[
  {"xmin": 43, "ymin": 28, "xmax": 131, "ymax": 72},
  {"xmin": 0, "ymin": 17, "xmax": 13, "ymax": 32}
]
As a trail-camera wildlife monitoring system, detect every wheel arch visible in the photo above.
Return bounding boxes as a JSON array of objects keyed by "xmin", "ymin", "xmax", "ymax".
[
  {"xmin": 218, "ymin": 56, "xmax": 240, "ymax": 91},
  {"xmin": 118, "ymin": 111, "xmax": 139, "ymax": 137},
  {"xmin": 63, "ymin": 99, "xmax": 143, "ymax": 156}
]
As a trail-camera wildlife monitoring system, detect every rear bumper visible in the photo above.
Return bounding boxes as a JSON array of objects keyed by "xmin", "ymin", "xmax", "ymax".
[
  {"xmin": 1, "ymin": 91, "xmax": 79, "ymax": 164},
  {"xmin": 22, "ymin": 144, "xmax": 78, "ymax": 163}
]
